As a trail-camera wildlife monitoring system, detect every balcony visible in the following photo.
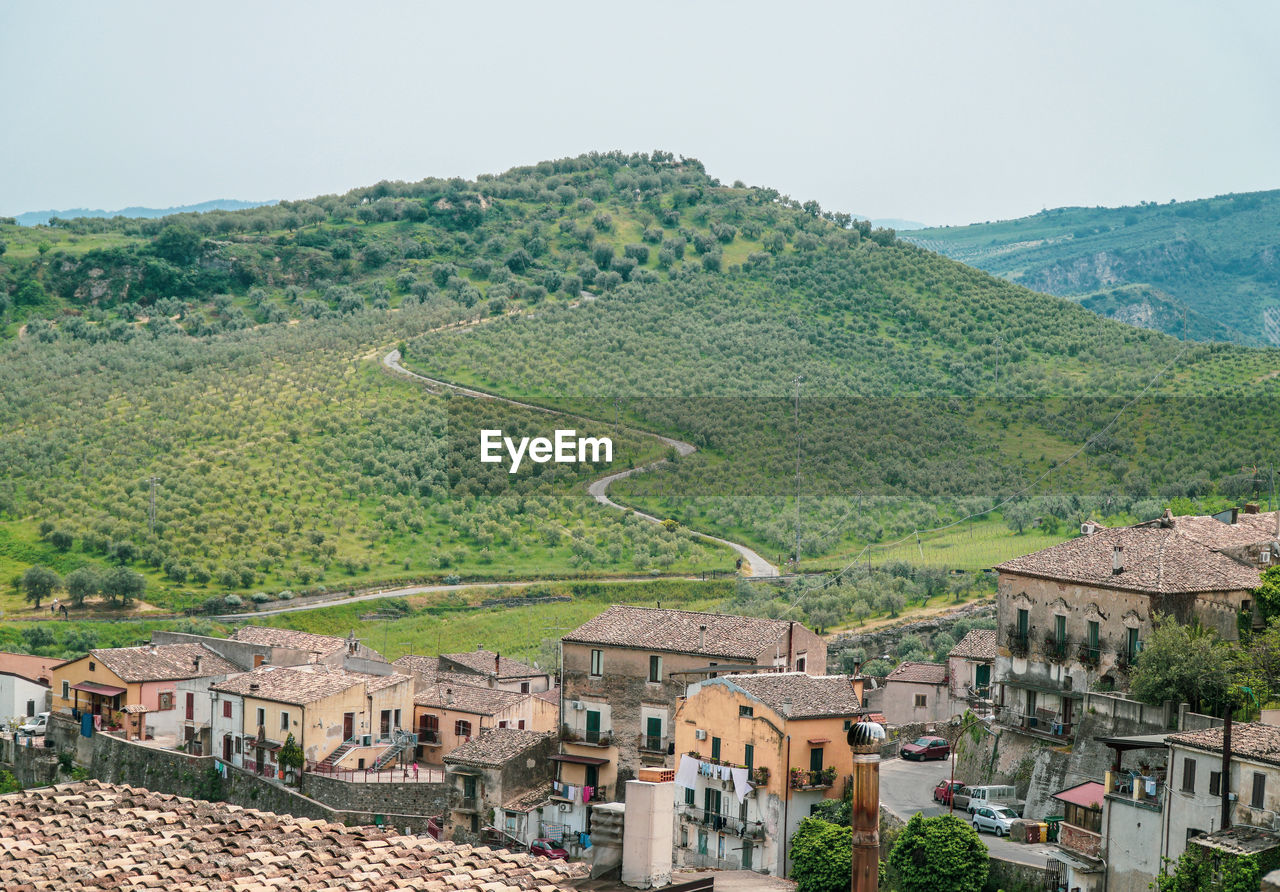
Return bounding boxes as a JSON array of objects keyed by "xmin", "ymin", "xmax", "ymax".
[
  {"xmin": 1104, "ymin": 769, "xmax": 1164, "ymax": 811},
  {"xmin": 1043, "ymin": 633, "xmax": 1070, "ymax": 663},
  {"xmin": 456, "ymin": 796, "xmax": 478, "ymax": 812},
  {"xmin": 1006, "ymin": 624, "xmax": 1030, "ymax": 658},
  {"xmin": 750, "ymin": 766, "xmax": 770, "ymax": 787},
  {"xmin": 638, "ymin": 733, "xmax": 670, "ymax": 754},
  {"xmin": 418, "ymin": 729, "xmax": 441, "ymax": 746},
  {"xmin": 561, "ymin": 725, "xmax": 612, "ymax": 747},
  {"xmin": 680, "ymin": 806, "xmax": 765, "ymax": 839},
  {"xmin": 790, "ymin": 767, "xmax": 837, "ymax": 790},
  {"xmin": 994, "ymin": 706, "xmax": 1073, "ymax": 741},
  {"xmin": 1077, "ymin": 642, "xmax": 1101, "ymax": 668}
]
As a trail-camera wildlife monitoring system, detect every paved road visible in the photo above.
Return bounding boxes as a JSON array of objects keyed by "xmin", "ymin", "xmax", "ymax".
[
  {"xmin": 879, "ymin": 757, "xmax": 1058, "ymax": 867},
  {"xmin": 382, "ymin": 349, "xmax": 779, "ymax": 577}
]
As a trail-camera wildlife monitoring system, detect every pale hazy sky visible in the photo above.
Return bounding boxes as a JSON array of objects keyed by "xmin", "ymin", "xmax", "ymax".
[{"xmin": 2, "ymin": 1, "xmax": 1277, "ymax": 225}]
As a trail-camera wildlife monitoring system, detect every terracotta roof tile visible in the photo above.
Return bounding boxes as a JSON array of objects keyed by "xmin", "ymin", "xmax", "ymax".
[
  {"xmin": 1168, "ymin": 722, "xmax": 1280, "ymax": 766},
  {"xmin": 439, "ymin": 651, "xmax": 544, "ymax": 681},
  {"xmin": 414, "ymin": 682, "xmax": 526, "ymax": 716},
  {"xmin": 996, "ymin": 512, "xmax": 1277, "ymax": 595},
  {"xmin": 87, "ymin": 644, "xmax": 241, "ymax": 683},
  {"xmin": 710, "ymin": 673, "xmax": 861, "ymax": 718},
  {"xmin": 885, "ymin": 661, "xmax": 949, "ymax": 685},
  {"xmin": 212, "ymin": 665, "xmax": 410, "ymax": 706},
  {"xmin": 444, "ymin": 729, "xmax": 552, "ymax": 769},
  {"xmin": 230, "ymin": 627, "xmax": 353, "ymax": 656},
  {"xmin": 0, "ymin": 781, "xmax": 587, "ymax": 890},
  {"xmin": 563, "ymin": 606, "xmax": 802, "ymax": 661},
  {"xmin": 948, "ymin": 630, "xmax": 997, "ymax": 662}
]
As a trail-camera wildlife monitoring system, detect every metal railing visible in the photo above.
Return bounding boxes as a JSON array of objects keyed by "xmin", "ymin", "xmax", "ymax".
[
  {"xmin": 680, "ymin": 806, "xmax": 764, "ymax": 838},
  {"xmin": 304, "ymin": 762, "xmax": 445, "ymax": 783},
  {"xmin": 418, "ymin": 729, "xmax": 441, "ymax": 745},
  {"xmin": 790, "ymin": 768, "xmax": 836, "ymax": 790},
  {"xmin": 639, "ymin": 733, "xmax": 669, "ymax": 753}
]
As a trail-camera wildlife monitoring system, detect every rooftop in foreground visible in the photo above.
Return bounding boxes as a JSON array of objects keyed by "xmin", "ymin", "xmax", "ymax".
[{"xmin": 0, "ymin": 780, "xmax": 588, "ymax": 890}]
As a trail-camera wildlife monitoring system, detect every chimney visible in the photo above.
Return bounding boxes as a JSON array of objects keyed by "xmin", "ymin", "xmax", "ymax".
[
  {"xmin": 698, "ymin": 625, "xmax": 707, "ymax": 653},
  {"xmin": 1246, "ymin": 503, "xmax": 1260, "ymax": 515},
  {"xmin": 249, "ymin": 682, "xmax": 260, "ymax": 692},
  {"xmin": 193, "ymin": 655, "xmax": 201, "ymax": 672},
  {"xmin": 495, "ymin": 651, "xmax": 501, "ymax": 677},
  {"xmin": 148, "ymin": 644, "xmax": 158, "ymax": 655},
  {"xmin": 1112, "ymin": 545, "xmax": 1124, "ymax": 575}
]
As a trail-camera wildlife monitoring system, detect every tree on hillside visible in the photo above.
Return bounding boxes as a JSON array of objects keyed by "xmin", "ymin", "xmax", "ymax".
[
  {"xmin": 1254, "ymin": 566, "xmax": 1280, "ymax": 624},
  {"xmin": 65, "ymin": 566, "xmax": 102, "ymax": 607},
  {"xmin": 790, "ymin": 818, "xmax": 851, "ymax": 892},
  {"xmin": 21, "ymin": 565, "xmax": 60, "ymax": 609},
  {"xmin": 1130, "ymin": 614, "xmax": 1234, "ymax": 715},
  {"xmin": 886, "ymin": 813, "xmax": 988, "ymax": 892},
  {"xmin": 101, "ymin": 566, "xmax": 145, "ymax": 606}
]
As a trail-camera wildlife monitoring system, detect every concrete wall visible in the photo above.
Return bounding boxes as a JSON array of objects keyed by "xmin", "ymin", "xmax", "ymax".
[
  {"xmin": 621, "ymin": 780, "xmax": 674, "ymax": 888},
  {"xmin": 986, "ymin": 857, "xmax": 1052, "ymax": 892},
  {"xmin": 151, "ymin": 631, "xmax": 267, "ymax": 669},
  {"xmin": 0, "ymin": 674, "xmax": 50, "ymax": 724},
  {"xmin": 880, "ymin": 679, "xmax": 963, "ymax": 725},
  {"xmin": 1104, "ymin": 796, "xmax": 1164, "ymax": 892}
]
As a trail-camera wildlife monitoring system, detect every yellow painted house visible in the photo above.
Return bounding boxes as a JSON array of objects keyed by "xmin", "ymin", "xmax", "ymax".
[
  {"xmin": 673, "ymin": 672, "xmax": 866, "ymax": 877},
  {"xmin": 209, "ymin": 664, "xmax": 413, "ymax": 776}
]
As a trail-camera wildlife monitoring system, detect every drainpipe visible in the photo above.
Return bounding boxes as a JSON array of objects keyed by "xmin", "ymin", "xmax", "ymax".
[
  {"xmin": 782, "ymin": 734, "xmax": 791, "ymax": 875},
  {"xmin": 1222, "ymin": 710, "xmax": 1233, "ymax": 830}
]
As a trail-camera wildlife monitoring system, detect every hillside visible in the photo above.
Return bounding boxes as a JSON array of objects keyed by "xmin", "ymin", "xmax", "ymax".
[
  {"xmin": 2, "ymin": 152, "xmax": 1279, "ymax": 618},
  {"xmin": 10, "ymin": 199, "xmax": 277, "ymax": 228},
  {"xmin": 904, "ymin": 190, "xmax": 1280, "ymax": 346}
]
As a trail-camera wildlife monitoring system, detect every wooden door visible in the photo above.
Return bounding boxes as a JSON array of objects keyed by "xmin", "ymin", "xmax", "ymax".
[
  {"xmin": 343, "ymin": 712, "xmax": 354, "ymax": 740},
  {"xmin": 185, "ymin": 692, "xmax": 195, "ymax": 721}
]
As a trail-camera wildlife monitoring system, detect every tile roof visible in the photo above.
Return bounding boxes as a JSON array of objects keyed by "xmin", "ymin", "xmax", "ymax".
[
  {"xmin": 1168, "ymin": 723, "xmax": 1280, "ymax": 766},
  {"xmin": 393, "ymin": 653, "xmax": 442, "ymax": 677},
  {"xmin": 713, "ymin": 673, "xmax": 862, "ymax": 719},
  {"xmin": 1051, "ymin": 781, "xmax": 1106, "ymax": 810},
  {"xmin": 87, "ymin": 643, "xmax": 241, "ymax": 683},
  {"xmin": 0, "ymin": 780, "xmax": 587, "ymax": 890},
  {"xmin": 996, "ymin": 511, "xmax": 1278, "ymax": 595},
  {"xmin": 564, "ymin": 605, "xmax": 800, "ymax": 660},
  {"xmin": 414, "ymin": 680, "xmax": 527, "ymax": 716},
  {"xmin": 441, "ymin": 649, "xmax": 545, "ymax": 680},
  {"xmin": 211, "ymin": 664, "xmax": 409, "ymax": 706},
  {"xmin": 505, "ymin": 781, "xmax": 555, "ymax": 813},
  {"xmin": 229, "ymin": 626, "xmax": 353, "ymax": 655},
  {"xmin": 886, "ymin": 661, "xmax": 949, "ymax": 685},
  {"xmin": 445, "ymin": 729, "xmax": 553, "ymax": 769},
  {"xmin": 948, "ymin": 629, "xmax": 997, "ymax": 662},
  {"xmin": 0, "ymin": 651, "xmax": 61, "ymax": 684}
]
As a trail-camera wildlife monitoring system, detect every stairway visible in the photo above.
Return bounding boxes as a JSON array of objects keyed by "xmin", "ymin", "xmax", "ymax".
[
  {"xmin": 370, "ymin": 729, "xmax": 416, "ymax": 771},
  {"xmin": 317, "ymin": 739, "xmax": 358, "ymax": 771}
]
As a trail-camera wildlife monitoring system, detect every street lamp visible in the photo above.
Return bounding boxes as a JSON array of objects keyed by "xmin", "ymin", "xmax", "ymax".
[{"xmin": 948, "ymin": 715, "xmax": 996, "ymax": 816}]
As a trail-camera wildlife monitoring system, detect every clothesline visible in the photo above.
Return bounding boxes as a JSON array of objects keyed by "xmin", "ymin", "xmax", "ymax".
[{"xmin": 674, "ymin": 754, "xmax": 752, "ymax": 803}]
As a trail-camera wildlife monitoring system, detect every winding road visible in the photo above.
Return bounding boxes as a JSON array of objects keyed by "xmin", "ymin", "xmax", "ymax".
[{"xmin": 381, "ymin": 349, "xmax": 779, "ymax": 578}]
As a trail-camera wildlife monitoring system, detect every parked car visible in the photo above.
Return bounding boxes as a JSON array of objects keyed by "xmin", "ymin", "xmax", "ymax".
[
  {"xmin": 901, "ymin": 736, "xmax": 950, "ymax": 761},
  {"xmin": 18, "ymin": 712, "xmax": 49, "ymax": 736},
  {"xmin": 530, "ymin": 838, "xmax": 568, "ymax": 860},
  {"xmin": 933, "ymin": 779, "xmax": 965, "ymax": 805},
  {"xmin": 972, "ymin": 805, "xmax": 1019, "ymax": 836},
  {"xmin": 963, "ymin": 784, "xmax": 1019, "ymax": 815}
]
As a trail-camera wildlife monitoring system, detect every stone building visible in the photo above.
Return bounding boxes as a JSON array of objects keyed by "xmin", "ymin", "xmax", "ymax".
[
  {"xmin": 442, "ymin": 727, "xmax": 557, "ymax": 845},
  {"xmin": 672, "ymin": 672, "xmax": 865, "ymax": 876},
  {"xmin": 438, "ymin": 648, "xmax": 554, "ymax": 694},
  {"xmin": 552, "ymin": 606, "xmax": 825, "ymax": 842},
  {"xmin": 993, "ymin": 509, "xmax": 1279, "ymax": 742},
  {"xmin": 947, "ymin": 629, "xmax": 995, "ymax": 715}
]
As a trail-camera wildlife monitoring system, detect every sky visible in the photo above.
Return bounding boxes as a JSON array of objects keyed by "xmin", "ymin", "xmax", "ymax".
[{"xmin": 2, "ymin": 1, "xmax": 1277, "ymax": 226}]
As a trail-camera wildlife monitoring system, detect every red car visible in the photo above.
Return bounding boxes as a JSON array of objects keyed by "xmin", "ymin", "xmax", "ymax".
[
  {"xmin": 933, "ymin": 780, "xmax": 964, "ymax": 805},
  {"xmin": 901, "ymin": 736, "xmax": 950, "ymax": 761},
  {"xmin": 530, "ymin": 838, "xmax": 568, "ymax": 860}
]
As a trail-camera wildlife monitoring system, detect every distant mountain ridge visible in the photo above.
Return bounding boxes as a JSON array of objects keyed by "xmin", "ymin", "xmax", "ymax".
[
  {"xmin": 903, "ymin": 189, "xmax": 1280, "ymax": 346},
  {"xmin": 14, "ymin": 199, "xmax": 277, "ymax": 227}
]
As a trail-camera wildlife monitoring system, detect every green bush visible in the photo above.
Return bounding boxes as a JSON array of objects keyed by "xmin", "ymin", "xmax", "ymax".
[
  {"xmin": 790, "ymin": 817, "xmax": 851, "ymax": 892},
  {"xmin": 886, "ymin": 813, "xmax": 987, "ymax": 892}
]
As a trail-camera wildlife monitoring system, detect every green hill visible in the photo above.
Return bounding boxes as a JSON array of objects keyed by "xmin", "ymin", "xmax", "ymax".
[
  {"xmin": 904, "ymin": 190, "xmax": 1280, "ymax": 346},
  {"xmin": 2, "ymin": 152, "xmax": 1279, "ymax": 617}
]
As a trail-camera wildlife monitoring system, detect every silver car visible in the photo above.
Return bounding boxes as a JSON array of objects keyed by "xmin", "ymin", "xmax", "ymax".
[{"xmin": 972, "ymin": 805, "xmax": 1018, "ymax": 837}]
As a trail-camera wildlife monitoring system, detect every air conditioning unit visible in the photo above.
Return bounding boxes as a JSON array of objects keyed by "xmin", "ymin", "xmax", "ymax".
[
  {"xmin": 695, "ymin": 729, "xmax": 707, "ymax": 740},
  {"xmin": 1263, "ymin": 550, "xmax": 1273, "ymax": 564},
  {"xmin": 571, "ymin": 701, "xmax": 585, "ymax": 711},
  {"xmin": 362, "ymin": 735, "xmax": 372, "ymax": 746},
  {"xmin": 558, "ymin": 803, "xmax": 572, "ymax": 812}
]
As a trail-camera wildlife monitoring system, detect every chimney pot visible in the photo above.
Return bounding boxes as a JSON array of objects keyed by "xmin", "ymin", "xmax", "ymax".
[
  {"xmin": 1246, "ymin": 503, "xmax": 1260, "ymax": 515},
  {"xmin": 1113, "ymin": 545, "xmax": 1124, "ymax": 575}
]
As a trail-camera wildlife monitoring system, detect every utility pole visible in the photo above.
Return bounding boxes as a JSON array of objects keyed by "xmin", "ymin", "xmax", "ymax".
[
  {"xmin": 148, "ymin": 476, "xmax": 158, "ymax": 533},
  {"xmin": 794, "ymin": 375, "xmax": 802, "ymax": 570}
]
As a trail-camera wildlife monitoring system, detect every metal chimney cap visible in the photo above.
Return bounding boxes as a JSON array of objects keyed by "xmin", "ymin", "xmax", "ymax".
[{"xmin": 847, "ymin": 721, "xmax": 886, "ymax": 746}]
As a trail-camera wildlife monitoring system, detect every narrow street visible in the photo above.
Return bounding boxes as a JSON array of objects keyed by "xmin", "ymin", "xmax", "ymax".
[{"xmin": 878, "ymin": 757, "xmax": 1058, "ymax": 867}]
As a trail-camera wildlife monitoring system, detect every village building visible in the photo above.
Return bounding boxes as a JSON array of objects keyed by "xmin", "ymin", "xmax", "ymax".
[
  {"xmin": 441, "ymin": 727, "xmax": 557, "ymax": 846},
  {"xmin": 0, "ymin": 780, "xmax": 588, "ymax": 890},
  {"xmin": 438, "ymin": 647, "xmax": 554, "ymax": 693},
  {"xmin": 0, "ymin": 651, "xmax": 59, "ymax": 723},
  {"xmin": 993, "ymin": 508, "xmax": 1279, "ymax": 742},
  {"xmin": 412, "ymin": 676, "xmax": 558, "ymax": 765},
  {"xmin": 1045, "ymin": 780, "xmax": 1106, "ymax": 892},
  {"xmin": 947, "ymin": 629, "xmax": 996, "ymax": 715},
  {"xmin": 879, "ymin": 660, "xmax": 963, "ymax": 725},
  {"xmin": 227, "ymin": 625, "xmax": 385, "ymax": 666},
  {"xmin": 671, "ymin": 672, "xmax": 865, "ymax": 876},
  {"xmin": 209, "ymin": 663, "xmax": 413, "ymax": 776},
  {"xmin": 49, "ymin": 643, "xmax": 240, "ymax": 740}
]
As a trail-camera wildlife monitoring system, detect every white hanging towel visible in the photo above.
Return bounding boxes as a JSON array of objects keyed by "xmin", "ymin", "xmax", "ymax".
[
  {"xmin": 675, "ymin": 754, "xmax": 700, "ymax": 789},
  {"xmin": 730, "ymin": 767, "xmax": 751, "ymax": 803}
]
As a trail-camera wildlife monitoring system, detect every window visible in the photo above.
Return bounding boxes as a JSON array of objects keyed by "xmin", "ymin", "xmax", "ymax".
[
  {"xmin": 1253, "ymin": 772, "xmax": 1267, "ymax": 809},
  {"xmin": 843, "ymin": 720, "xmax": 852, "ymax": 731},
  {"xmin": 795, "ymin": 657, "xmax": 806, "ymax": 673},
  {"xmin": 89, "ymin": 662, "xmax": 95, "ymax": 672},
  {"xmin": 717, "ymin": 835, "xmax": 725, "ymax": 860},
  {"xmin": 1127, "ymin": 627, "xmax": 1140, "ymax": 661},
  {"xmin": 223, "ymin": 700, "xmax": 233, "ymax": 719},
  {"xmin": 709, "ymin": 662, "xmax": 718, "ymax": 678},
  {"xmin": 520, "ymin": 682, "xmax": 530, "ymax": 694},
  {"xmin": 280, "ymin": 711, "xmax": 289, "ymax": 731},
  {"xmin": 744, "ymin": 744, "xmax": 754, "ymax": 771},
  {"xmin": 697, "ymin": 831, "xmax": 707, "ymax": 855},
  {"xmin": 1055, "ymin": 614, "xmax": 1066, "ymax": 644},
  {"xmin": 62, "ymin": 680, "xmax": 70, "ymax": 700},
  {"xmin": 25, "ymin": 699, "xmax": 35, "ymax": 717},
  {"xmin": 158, "ymin": 692, "xmax": 174, "ymax": 711},
  {"xmin": 1016, "ymin": 609, "xmax": 1029, "ymax": 638},
  {"xmin": 914, "ymin": 694, "xmax": 927, "ymax": 708},
  {"xmin": 810, "ymin": 747, "xmax": 824, "ymax": 772},
  {"xmin": 455, "ymin": 719, "xmax": 472, "ymax": 738},
  {"xmin": 711, "ymin": 736, "xmax": 721, "ymax": 760},
  {"xmin": 1210, "ymin": 771, "xmax": 1221, "ymax": 797},
  {"xmin": 499, "ymin": 721, "xmax": 508, "ymax": 728},
  {"xmin": 649, "ymin": 655, "xmax": 662, "ymax": 684},
  {"xmin": 517, "ymin": 720, "xmax": 525, "ymax": 729},
  {"xmin": 256, "ymin": 707, "xmax": 265, "ymax": 729},
  {"xmin": 234, "ymin": 736, "xmax": 242, "ymax": 754},
  {"xmin": 739, "ymin": 705, "xmax": 754, "ymax": 718},
  {"xmin": 1087, "ymin": 620, "xmax": 1099, "ymax": 650},
  {"xmin": 1182, "ymin": 757, "xmax": 1196, "ymax": 793},
  {"xmin": 590, "ymin": 649, "xmax": 603, "ymax": 677},
  {"xmin": 685, "ymin": 786, "xmax": 696, "ymax": 806},
  {"xmin": 680, "ymin": 826, "xmax": 688, "ymax": 848}
]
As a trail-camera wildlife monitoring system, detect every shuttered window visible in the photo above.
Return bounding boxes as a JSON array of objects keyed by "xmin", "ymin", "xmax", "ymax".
[
  {"xmin": 1181, "ymin": 757, "xmax": 1196, "ymax": 793},
  {"xmin": 1253, "ymin": 772, "xmax": 1266, "ymax": 809}
]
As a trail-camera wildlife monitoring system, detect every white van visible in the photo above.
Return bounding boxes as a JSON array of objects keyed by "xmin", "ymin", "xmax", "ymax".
[
  {"xmin": 960, "ymin": 784, "xmax": 1018, "ymax": 815},
  {"xmin": 18, "ymin": 712, "xmax": 49, "ymax": 736}
]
